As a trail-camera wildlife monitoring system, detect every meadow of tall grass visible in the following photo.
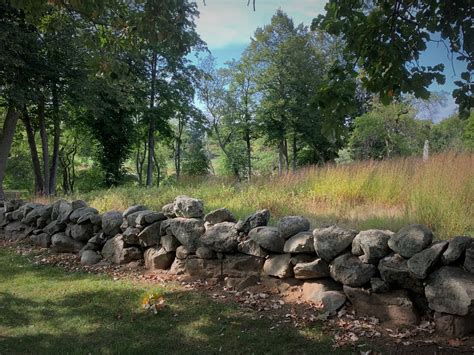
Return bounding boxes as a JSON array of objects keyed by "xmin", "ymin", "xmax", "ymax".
[{"xmin": 38, "ymin": 152, "xmax": 473, "ymax": 240}]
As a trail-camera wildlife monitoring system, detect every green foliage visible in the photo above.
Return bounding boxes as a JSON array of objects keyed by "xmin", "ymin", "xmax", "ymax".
[
  {"xmin": 314, "ymin": 0, "xmax": 472, "ymax": 117},
  {"xmin": 181, "ymin": 127, "xmax": 210, "ymax": 177}
]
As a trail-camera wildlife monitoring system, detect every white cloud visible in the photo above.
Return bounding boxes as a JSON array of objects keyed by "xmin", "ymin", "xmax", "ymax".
[{"xmin": 195, "ymin": 0, "xmax": 327, "ymax": 48}]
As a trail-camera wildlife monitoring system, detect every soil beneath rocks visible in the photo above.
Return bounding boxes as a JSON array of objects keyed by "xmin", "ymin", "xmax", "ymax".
[{"xmin": 1, "ymin": 235, "xmax": 474, "ymax": 354}]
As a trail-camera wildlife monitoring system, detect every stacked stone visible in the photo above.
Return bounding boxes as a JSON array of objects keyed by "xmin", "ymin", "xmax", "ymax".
[{"xmin": 1, "ymin": 196, "xmax": 473, "ymax": 337}]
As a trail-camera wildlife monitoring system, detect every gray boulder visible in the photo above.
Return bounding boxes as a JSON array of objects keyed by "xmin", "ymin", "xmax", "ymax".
[
  {"xmin": 51, "ymin": 233, "xmax": 84, "ymax": 253},
  {"xmin": 23, "ymin": 205, "xmax": 49, "ymax": 225},
  {"xmin": 378, "ymin": 254, "xmax": 424, "ymax": 293},
  {"xmin": 137, "ymin": 222, "xmax": 162, "ymax": 247},
  {"xmin": 80, "ymin": 250, "xmax": 102, "ymax": 265},
  {"xmin": 425, "ymin": 266, "xmax": 474, "ymax": 316},
  {"xmin": 173, "ymin": 195, "xmax": 204, "ymax": 218},
  {"xmin": 388, "ymin": 224, "xmax": 433, "ymax": 258},
  {"xmin": 351, "ymin": 229, "xmax": 392, "ymax": 264},
  {"xmin": 71, "ymin": 200, "xmax": 88, "ymax": 211},
  {"xmin": 434, "ymin": 312, "xmax": 474, "ymax": 337},
  {"xmin": 302, "ymin": 279, "xmax": 345, "ymax": 313},
  {"xmin": 144, "ymin": 247, "xmax": 175, "ymax": 270},
  {"xmin": 69, "ymin": 207, "xmax": 98, "ymax": 223},
  {"xmin": 370, "ymin": 277, "xmax": 390, "ymax": 293},
  {"xmin": 128, "ymin": 210, "xmax": 165, "ymax": 227},
  {"xmin": 263, "ymin": 254, "xmax": 293, "ymax": 278},
  {"xmin": 442, "ymin": 236, "xmax": 472, "ymax": 265},
  {"xmin": 407, "ymin": 241, "xmax": 448, "ymax": 279},
  {"xmin": 176, "ymin": 245, "xmax": 191, "ymax": 259},
  {"xmin": 196, "ymin": 246, "xmax": 217, "ymax": 259},
  {"xmin": 43, "ymin": 220, "xmax": 66, "ymax": 235},
  {"xmin": 344, "ymin": 286, "xmax": 418, "ymax": 326},
  {"xmin": 235, "ymin": 209, "xmax": 270, "ymax": 234},
  {"xmin": 329, "ymin": 253, "xmax": 377, "ymax": 287},
  {"xmin": 162, "ymin": 203, "xmax": 176, "ymax": 218},
  {"xmin": 54, "ymin": 200, "xmax": 73, "ymax": 224},
  {"xmin": 166, "ymin": 218, "xmax": 205, "ymax": 252},
  {"xmin": 102, "ymin": 235, "xmax": 142, "ymax": 264},
  {"xmin": 70, "ymin": 223, "xmax": 94, "ymax": 243},
  {"xmin": 249, "ymin": 226, "xmax": 285, "ymax": 253},
  {"xmin": 204, "ymin": 208, "xmax": 236, "ymax": 225},
  {"xmin": 293, "ymin": 258, "xmax": 329, "ymax": 279},
  {"xmin": 102, "ymin": 211, "xmax": 123, "ymax": 237},
  {"xmin": 200, "ymin": 222, "xmax": 239, "ymax": 253},
  {"xmin": 313, "ymin": 225, "xmax": 358, "ymax": 262},
  {"xmin": 283, "ymin": 232, "xmax": 314, "ymax": 253},
  {"xmin": 30, "ymin": 233, "xmax": 51, "ymax": 248},
  {"xmin": 278, "ymin": 215, "xmax": 310, "ymax": 239},
  {"xmin": 464, "ymin": 244, "xmax": 474, "ymax": 273},
  {"xmin": 123, "ymin": 205, "xmax": 147, "ymax": 218},
  {"xmin": 161, "ymin": 235, "xmax": 180, "ymax": 252},
  {"xmin": 237, "ymin": 239, "xmax": 268, "ymax": 257},
  {"xmin": 123, "ymin": 226, "xmax": 141, "ymax": 245}
]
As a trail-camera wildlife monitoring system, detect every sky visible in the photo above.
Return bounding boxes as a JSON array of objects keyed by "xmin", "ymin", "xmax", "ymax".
[{"xmin": 194, "ymin": 0, "xmax": 466, "ymax": 121}]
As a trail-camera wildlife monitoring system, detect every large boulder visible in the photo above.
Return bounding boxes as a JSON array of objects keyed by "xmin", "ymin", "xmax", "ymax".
[
  {"xmin": 263, "ymin": 254, "xmax": 293, "ymax": 278},
  {"xmin": 43, "ymin": 220, "xmax": 66, "ymax": 235},
  {"xmin": 313, "ymin": 226, "xmax": 357, "ymax": 262},
  {"xmin": 249, "ymin": 226, "xmax": 285, "ymax": 253},
  {"xmin": 294, "ymin": 258, "xmax": 329, "ymax": 279},
  {"xmin": 329, "ymin": 253, "xmax": 377, "ymax": 287},
  {"xmin": 80, "ymin": 250, "xmax": 102, "ymax": 265},
  {"xmin": 388, "ymin": 224, "xmax": 433, "ymax": 258},
  {"xmin": 122, "ymin": 205, "xmax": 147, "ymax": 218},
  {"xmin": 161, "ymin": 235, "xmax": 180, "ymax": 252},
  {"xmin": 343, "ymin": 286, "xmax": 418, "ymax": 326},
  {"xmin": 102, "ymin": 211, "xmax": 123, "ymax": 237},
  {"xmin": 161, "ymin": 203, "xmax": 176, "ymax": 218},
  {"xmin": 173, "ymin": 195, "xmax": 204, "ymax": 218},
  {"xmin": 70, "ymin": 223, "xmax": 94, "ymax": 243},
  {"xmin": 283, "ymin": 232, "xmax": 314, "ymax": 254},
  {"xmin": 122, "ymin": 226, "xmax": 141, "ymax": 245},
  {"xmin": 137, "ymin": 222, "xmax": 162, "ymax": 247},
  {"xmin": 144, "ymin": 247, "xmax": 175, "ymax": 270},
  {"xmin": 302, "ymin": 279, "xmax": 346, "ymax": 313},
  {"xmin": 378, "ymin": 254, "xmax": 424, "ymax": 293},
  {"xmin": 237, "ymin": 239, "xmax": 268, "ymax": 258},
  {"xmin": 425, "ymin": 266, "xmax": 474, "ymax": 316},
  {"xmin": 102, "ymin": 235, "xmax": 142, "ymax": 264},
  {"xmin": 407, "ymin": 241, "xmax": 448, "ymax": 279},
  {"xmin": 54, "ymin": 200, "xmax": 73, "ymax": 224},
  {"xmin": 185, "ymin": 254, "xmax": 264, "ymax": 278},
  {"xmin": 23, "ymin": 205, "xmax": 50, "ymax": 226},
  {"xmin": 196, "ymin": 246, "xmax": 216, "ymax": 259},
  {"xmin": 30, "ymin": 233, "xmax": 51, "ymax": 248},
  {"xmin": 351, "ymin": 229, "xmax": 392, "ymax": 264},
  {"xmin": 51, "ymin": 233, "xmax": 84, "ymax": 253},
  {"xmin": 69, "ymin": 207, "xmax": 98, "ymax": 224},
  {"xmin": 200, "ymin": 222, "xmax": 239, "ymax": 253},
  {"xmin": 165, "ymin": 218, "xmax": 205, "ymax": 252},
  {"xmin": 464, "ymin": 245, "xmax": 474, "ymax": 273},
  {"xmin": 235, "ymin": 209, "xmax": 270, "ymax": 234},
  {"xmin": 127, "ymin": 210, "xmax": 165, "ymax": 227},
  {"xmin": 278, "ymin": 216, "xmax": 310, "ymax": 239},
  {"xmin": 434, "ymin": 312, "xmax": 474, "ymax": 337},
  {"xmin": 204, "ymin": 208, "xmax": 236, "ymax": 225},
  {"xmin": 442, "ymin": 236, "xmax": 472, "ymax": 265}
]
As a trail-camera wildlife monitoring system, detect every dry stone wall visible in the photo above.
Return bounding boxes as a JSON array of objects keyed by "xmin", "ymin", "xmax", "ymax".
[{"xmin": 1, "ymin": 196, "xmax": 474, "ymax": 337}]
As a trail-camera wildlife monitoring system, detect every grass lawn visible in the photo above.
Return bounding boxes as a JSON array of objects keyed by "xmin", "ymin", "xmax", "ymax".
[{"xmin": 0, "ymin": 249, "xmax": 345, "ymax": 354}]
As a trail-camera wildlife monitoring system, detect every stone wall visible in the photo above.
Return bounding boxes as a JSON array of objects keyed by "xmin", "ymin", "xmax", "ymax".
[{"xmin": 1, "ymin": 196, "xmax": 473, "ymax": 337}]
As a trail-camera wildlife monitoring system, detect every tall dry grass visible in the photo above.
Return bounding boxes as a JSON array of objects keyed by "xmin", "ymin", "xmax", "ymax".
[{"xmin": 37, "ymin": 152, "xmax": 473, "ymax": 239}]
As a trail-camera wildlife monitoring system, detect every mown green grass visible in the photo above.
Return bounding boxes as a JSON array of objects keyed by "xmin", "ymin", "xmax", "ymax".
[{"xmin": 0, "ymin": 249, "xmax": 344, "ymax": 354}]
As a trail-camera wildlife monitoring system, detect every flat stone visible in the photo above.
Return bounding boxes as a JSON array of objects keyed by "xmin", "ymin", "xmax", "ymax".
[
  {"xmin": 343, "ymin": 286, "xmax": 418, "ymax": 326},
  {"xmin": 144, "ymin": 247, "xmax": 175, "ymax": 270},
  {"xmin": 204, "ymin": 208, "xmax": 236, "ymax": 224},
  {"xmin": 283, "ymin": 232, "xmax": 314, "ymax": 253},
  {"xmin": 294, "ymin": 258, "xmax": 329, "ymax": 279},
  {"xmin": 263, "ymin": 254, "xmax": 293, "ymax": 278},
  {"xmin": 237, "ymin": 239, "xmax": 268, "ymax": 257},
  {"xmin": 278, "ymin": 215, "xmax": 310, "ymax": 239},
  {"xmin": 313, "ymin": 225, "xmax": 357, "ymax": 261},
  {"xmin": 302, "ymin": 279, "xmax": 345, "ymax": 313},
  {"xmin": 388, "ymin": 224, "xmax": 433, "ymax": 258},
  {"xmin": 407, "ymin": 241, "xmax": 448, "ymax": 279},
  {"xmin": 122, "ymin": 205, "xmax": 147, "ymax": 218}
]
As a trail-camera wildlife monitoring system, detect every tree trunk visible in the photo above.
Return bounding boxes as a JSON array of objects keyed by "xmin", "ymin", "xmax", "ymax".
[
  {"xmin": 175, "ymin": 116, "xmax": 183, "ymax": 181},
  {"xmin": 245, "ymin": 128, "xmax": 252, "ymax": 181},
  {"xmin": 292, "ymin": 135, "xmax": 297, "ymax": 172},
  {"xmin": 38, "ymin": 95, "xmax": 50, "ymax": 195},
  {"xmin": 0, "ymin": 106, "xmax": 19, "ymax": 201},
  {"xmin": 21, "ymin": 108, "xmax": 44, "ymax": 195},
  {"xmin": 278, "ymin": 139, "xmax": 285, "ymax": 175},
  {"xmin": 49, "ymin": 85, "xmax": 60, "ymax": 195},
  {"xmin": 146, "ymin": 50, "xmax": 157, "ymax": 187}
]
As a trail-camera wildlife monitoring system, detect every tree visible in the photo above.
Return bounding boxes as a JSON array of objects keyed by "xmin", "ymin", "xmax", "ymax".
[
  {"xmin": 181, "ymin": 122, "xmax": 210, "ymax": 176},
  {"xmin": 314, "ymin": 0, "xmax": 472, "ymax": 118}
]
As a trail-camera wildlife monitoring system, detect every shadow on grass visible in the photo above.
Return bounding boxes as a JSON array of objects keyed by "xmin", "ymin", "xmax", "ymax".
[{"xmin": 0, "ymin": 250, "xmax": 345, "ymax": 354}]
